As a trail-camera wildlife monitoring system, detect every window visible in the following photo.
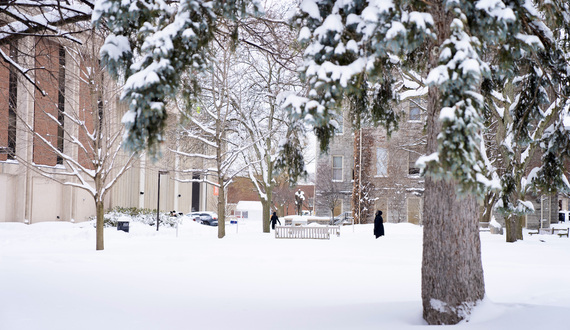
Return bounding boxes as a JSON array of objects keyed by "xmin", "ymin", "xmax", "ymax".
[
  {"xmin": 408, "ymin": 151, "xmax": 420, "ymax": 175},
  {"xmin": 7, "ymin": 43, "xmax": 17, "ymax": 159},
  {"xmin": 332, "ymin": 156, "xmax": 343, "ymax": 181},
  {"xmin": 376, "ymin": 148, "xmax": 388, "ymax": 177},
  {"xmin": 56, "ymin": 46, "xmax": 65, "ymax": 165},
  {"xmin": 409, "ymin": 100, "xmax": 421, "ymax": 121}
]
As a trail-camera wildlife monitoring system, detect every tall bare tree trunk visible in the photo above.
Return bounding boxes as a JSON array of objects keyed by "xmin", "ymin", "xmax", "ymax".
[
  {"xmin": 480, "ymin": 193, "xmax": 496, "ymax": 224},
  {"xmin": 262, "ymin": 199, "xmax": 271, "ymax": 232},
  {"xmin": 218, "ymin": 177, "xmax": 226, "ymax": 239},
  {"xmin": 96, "ymin": 200, "xmax": 104, "ymax": 251},
  {"xmin": 262, "ymin": 151, "xmax": 273, "ymax": 233},
  {"xmin": 422, "ymin": 6, "xmax": 485, "ymax": 321}
]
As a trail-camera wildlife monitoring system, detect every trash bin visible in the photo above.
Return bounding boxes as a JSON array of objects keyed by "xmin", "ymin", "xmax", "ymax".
[{"xmin": 117, "ymin": 216, "xmax": 130, "ymax": 233}]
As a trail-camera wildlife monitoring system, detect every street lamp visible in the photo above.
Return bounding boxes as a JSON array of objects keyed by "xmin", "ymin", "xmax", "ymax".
[{"xmin": 157, "ymin": 170, "xmax": 169, "ymax": 231}]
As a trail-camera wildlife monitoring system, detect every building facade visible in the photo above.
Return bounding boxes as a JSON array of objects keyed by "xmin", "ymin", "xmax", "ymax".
[
  {"xmin": 314, "ymin": 99, "xmax": 566, "ymax": 228},
  {"xmin": 315, "ymin": 98, "xmax": 427, "ymax": 224},
  {"xmin": 0, "ymin": 34, "xmax": 217, "ymax": 224}
]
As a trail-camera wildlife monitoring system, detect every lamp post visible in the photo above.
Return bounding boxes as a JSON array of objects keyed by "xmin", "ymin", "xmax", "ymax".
[{"xmin": 157, "ymin": 170, "xmax": 169, "ymax": 231}]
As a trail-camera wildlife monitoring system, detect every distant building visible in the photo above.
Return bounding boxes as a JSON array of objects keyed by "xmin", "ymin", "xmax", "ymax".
[
  {"xmin": 0, "ymin": 33, "xmax": 217, "ymax": 223},
  {"xmin": 315, "ymin": 100, "xmax": 567, "ymax": 228},
  {"xmin": 315, "ymin": 99, "xmax": 426, "ymax": 224},
  {"xmin": 226, "ymin": 176, "xmax": 314, "ymax": 217}
]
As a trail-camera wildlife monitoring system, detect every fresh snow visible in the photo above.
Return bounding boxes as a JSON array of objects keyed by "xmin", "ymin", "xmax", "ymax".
[
  {"xmin": 564, "ymin": 114, "xmax": 570, "ymax": 130},
  {"xmin": 1, "ymin": 220, "xmax": 570, "ymax": 329},
  {"xmin": 300, "ymin": 0, "xmax": 322, "ymax": 20}
]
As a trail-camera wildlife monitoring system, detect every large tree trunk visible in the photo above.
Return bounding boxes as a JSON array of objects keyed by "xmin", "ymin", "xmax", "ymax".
[
  {"xmin": 422, "ymin": 179, "xmax": 485, "ymax": 324},
  {"xmin": 505, "ymin": 214, "xmax": 517, "ymax": 242},
  {"xmin": 96, "ymin": 200, "xmax": 104, "ymax": 251},
  {"xmin": 422, "ymin": 6, "xmax": 485, "ymax": 320},
  {"xmin": 480, "ymin": 193, "xmax": 496, "ymax": 224},
  {"xmin": 422, "ymin": 89, "xmax": 485, "ymax": 323}
]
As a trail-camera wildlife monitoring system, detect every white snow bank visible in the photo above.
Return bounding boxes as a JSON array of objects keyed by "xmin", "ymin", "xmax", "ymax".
[{"xmin": 1, "ymin": 221, "xmax": 569, "ymax": 329}]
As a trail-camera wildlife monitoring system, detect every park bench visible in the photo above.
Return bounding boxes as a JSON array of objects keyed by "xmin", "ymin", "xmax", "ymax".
[
  {"xmin": 275, "ymin": 225, "xmax": 340, "ymax": 240},
  {"xmin": 554, "ymin": 228, "xmax": 569, "ymax": 238},
  {"xmin": 528, "ymin": 227, "xmax": 569, "ymax": 237}
]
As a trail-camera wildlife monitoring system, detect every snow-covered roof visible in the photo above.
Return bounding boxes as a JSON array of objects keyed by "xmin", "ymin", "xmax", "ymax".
[{"xmin": 236, "ymin": 201, "xmax": 263, "ymax": 210}]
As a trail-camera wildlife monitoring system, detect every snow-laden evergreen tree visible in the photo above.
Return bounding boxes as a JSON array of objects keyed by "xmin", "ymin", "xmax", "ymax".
[
  {"xmin": 284, "ymin": 0, "xmax": 570, "ymax": 325},
  {"xmin": 93, "ymin": 0, "xmax": 259, "ymax": 156},
  {"xmin": 95, "ymin": 0, "xmax": 570, "ymax": 323},
  {"xmin": 479, "ymin": 1, "xmax": 570, "ymax": 242}
]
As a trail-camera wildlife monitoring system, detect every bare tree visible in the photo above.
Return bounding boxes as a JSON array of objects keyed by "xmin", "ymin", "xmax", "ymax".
[
  {"xmin": 0, "ymin": 1, "xmax": 93, "ymax": 93},
  {"xmin": 175, "ymin": 32, "xmax": 251, "ymax": 239},
  {"xmin": 3, "ymin": 29, "xmax": 136, "ymax": 250},
  {"xmin": 315, "ymin": 164, "xmax": 343, "ymax": 224},
  {"xmin": 272, "ymin": 173, "xmax": 295, "ymax": 215},
  {"xmin": 235, "ymin": 6, "xmax": 304, "ymax": 232}
]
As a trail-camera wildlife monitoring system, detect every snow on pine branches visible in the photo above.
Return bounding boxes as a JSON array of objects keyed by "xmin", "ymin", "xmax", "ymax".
[{"xmin": 93, "ymin": 0, "xmax": 260, "ymax": 155}]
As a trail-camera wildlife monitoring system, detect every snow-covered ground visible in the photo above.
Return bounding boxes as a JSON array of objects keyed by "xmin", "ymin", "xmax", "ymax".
[{"xmin": 1, "ymin": 219, "xmax": 569, "ymax": 330}]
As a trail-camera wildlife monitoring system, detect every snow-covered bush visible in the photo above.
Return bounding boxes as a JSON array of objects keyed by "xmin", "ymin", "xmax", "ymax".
[{"xmin": 91, "ymin": 207, "xmax": 179, "ymax": 228}]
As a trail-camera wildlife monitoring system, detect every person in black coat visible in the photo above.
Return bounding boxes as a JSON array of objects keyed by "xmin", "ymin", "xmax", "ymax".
[
  {"xmin": 374, "ymin": 210, "xmax": 385, "ymax": 238},
  {"xmin": 270, "ymin": 212, "xmax": 281, "ymax": 230}
]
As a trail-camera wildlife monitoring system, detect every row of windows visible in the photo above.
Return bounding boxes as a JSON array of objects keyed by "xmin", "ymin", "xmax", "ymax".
[
  {"xmin": 1, "ymin": 41, "xmax": 66, "ymax": 165},
  {"xmin": 332, "ymin": 100, "xmax": 423, "ymax": 137},
  {"xmin": 331, "ymin": 149, "xmax": 421, "ymax": 181}
]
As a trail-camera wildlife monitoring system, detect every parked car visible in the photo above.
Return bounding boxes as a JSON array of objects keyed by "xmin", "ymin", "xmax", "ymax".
[
  {"xmin": 186, "ymin": 212, "xmax": 219, "ymax": 226},
  {"xmin": 333, "ymin": 211, "xmax": 353, "ymax": 225}
]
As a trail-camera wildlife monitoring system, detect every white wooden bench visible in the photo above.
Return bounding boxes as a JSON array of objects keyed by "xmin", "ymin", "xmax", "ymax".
[
  {"xmin": 554, "ymin": 228, "xmax": 569, "ymax": 238},
  {"xmin": 528, "ymin": 228, "xmax": 569, "ymax": 237},
  {"xmin": 275, "ymin": 226, "xmax": 340, "ymax": 240}
]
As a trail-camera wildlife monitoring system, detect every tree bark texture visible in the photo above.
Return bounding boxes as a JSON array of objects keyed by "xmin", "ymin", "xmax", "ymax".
[
  {"xmin": 422, "ymin": 86, "xmax": 485, "ymax": 324},
  {"xmin": 352, "ymin": 128, "xmax": 374, "ymax": 224},
  {"xmin": 96, "ymin": 200, "xmax": 104, "ymax": 251},
  {"xmin": 262, "ymin": 198, "xmax": 271, "ymax": 233},
  {"xmin": 421, "ymin": 178, "xmax": 485, "ymax": 324},
  {"xmin": 504, "ymin": 214, "xmax": 517, "ymax": 242},
  {"xmin": 218, "ymin": 178, "xmax": 226, "ymax": 239}
]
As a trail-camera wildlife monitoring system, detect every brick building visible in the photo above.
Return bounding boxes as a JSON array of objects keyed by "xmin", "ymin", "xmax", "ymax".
[
  {"xmin": 315, "ymin": 99, "xmax": 426, "ymax": 224},
  {"xmin": 226, "ymin": 176, "xmax": 314, "ymax": 217},
  {"xmin": 315, "ymin": 99, "xmax": 567, "ymax": 227},
  {"xmin": 0, "ymin": 33, "xmax": 218, "ymax": 223}
]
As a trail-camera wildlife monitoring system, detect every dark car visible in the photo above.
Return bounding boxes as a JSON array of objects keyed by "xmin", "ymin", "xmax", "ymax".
[{"xmin": 186, "ymin": 212, "xmax": 218, "ymax": 226}]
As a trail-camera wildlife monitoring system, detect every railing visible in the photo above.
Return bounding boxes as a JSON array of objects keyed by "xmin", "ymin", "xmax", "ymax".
[{"xmin": 275, "ymin": 226, "xmax": 340, "ymax": 240}]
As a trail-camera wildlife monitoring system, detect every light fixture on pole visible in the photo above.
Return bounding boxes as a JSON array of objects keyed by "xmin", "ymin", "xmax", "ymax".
[{"xmin": 157, "ymin": 170, "xmax": 169, "ymax": 231}]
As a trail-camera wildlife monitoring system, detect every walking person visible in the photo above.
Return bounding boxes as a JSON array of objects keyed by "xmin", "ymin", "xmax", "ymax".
[
  {"xmin": 270, "ymin": 212, "xmax": 281, "ymax": 230},
  {"xmin": 374, "ymin": 210, "xmax": 385, "ymax": 238}
]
